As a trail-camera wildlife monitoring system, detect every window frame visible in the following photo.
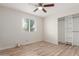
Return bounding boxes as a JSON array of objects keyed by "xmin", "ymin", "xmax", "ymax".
[{"xmin": 22, "ymin": 18, "xmax": 37, "ymax": 32}]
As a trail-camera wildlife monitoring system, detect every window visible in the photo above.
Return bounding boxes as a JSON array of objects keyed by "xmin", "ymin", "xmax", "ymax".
[{"xmin": 22, "ymin": 18, "xmax": 36, "ymax": 32}]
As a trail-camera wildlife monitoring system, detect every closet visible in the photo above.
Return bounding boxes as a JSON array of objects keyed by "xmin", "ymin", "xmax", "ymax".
[{"xmin": 58, "ymin": 14, "xmax": 79, "ymax": 46}]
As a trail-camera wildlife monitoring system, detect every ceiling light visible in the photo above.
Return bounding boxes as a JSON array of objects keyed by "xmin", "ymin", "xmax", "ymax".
[{"xmin": 38, "ymin": 7, "xmax": 43, "ymax": 10}]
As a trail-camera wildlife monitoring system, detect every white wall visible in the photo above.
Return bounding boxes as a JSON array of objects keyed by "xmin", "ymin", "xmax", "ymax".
[
  {"xmin": 58, "ymin": 19, "xmax": 65, "ymax": 43},
  {"xmin": 44, "ymin": 8, "xmax": 79, "ymax": 45},
  {"xmin": 0, "ymin": 6, "xmax": 43, "ymax": 50},
  {"xmin": 44, "ymin": 16, "xmax": 58, "ymax": 44}
]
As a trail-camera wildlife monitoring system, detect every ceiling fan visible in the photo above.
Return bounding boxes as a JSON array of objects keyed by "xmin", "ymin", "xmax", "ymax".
[{"xmin": 33, "ymin": 3, "xmax": 55, "ymax": 13}]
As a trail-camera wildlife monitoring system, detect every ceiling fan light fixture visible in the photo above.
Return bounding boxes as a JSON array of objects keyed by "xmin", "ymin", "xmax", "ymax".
[
  {"xmin": 33, "ymin": 3, "xmax": 55, "ymax": 13},
  {"xmin": 38, "ymin": 7, "xmax": 43, "ymax": 10}
]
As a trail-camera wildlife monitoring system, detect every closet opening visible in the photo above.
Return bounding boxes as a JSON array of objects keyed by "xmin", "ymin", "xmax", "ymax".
[{"xmin": 58, "ymin": 14, "xmax": 79, "ymax": 46}]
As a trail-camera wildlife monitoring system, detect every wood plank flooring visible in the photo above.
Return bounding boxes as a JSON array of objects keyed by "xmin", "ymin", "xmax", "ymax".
[{"xmin": 0, "ymin": 41, "xmax": 79, "ymax": 56}]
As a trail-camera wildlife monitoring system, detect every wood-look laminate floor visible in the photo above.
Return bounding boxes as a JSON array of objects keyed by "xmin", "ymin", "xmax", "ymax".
[{"xmin": 0, "ymin": 41, "xmax": 79, "ymax": 56}]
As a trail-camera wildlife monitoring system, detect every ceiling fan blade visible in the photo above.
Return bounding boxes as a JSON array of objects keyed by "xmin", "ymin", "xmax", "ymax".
[
  {"xmin": 33, "ymin": 8, "xmax": 38, "ymax": 12},
  {"xmin": 44, "ymin": 4, "xmax": 54, "ymax": 7},
  {"xmin": 39, "ymin": 3, "xmax": 42, "ymax": 6},
  {"xmin": 42, "ymin": 8, "xmax": 47, "ymax": 13}
]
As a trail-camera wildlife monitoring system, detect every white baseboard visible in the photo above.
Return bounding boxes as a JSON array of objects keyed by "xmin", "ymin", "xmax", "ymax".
[
  {"xmin": 44, "ymin": 40, "xmax": 58, "ymax": 45},
  {"xmin": 0, "ymin": 40, "xmax": 42, "ymax": 50}
]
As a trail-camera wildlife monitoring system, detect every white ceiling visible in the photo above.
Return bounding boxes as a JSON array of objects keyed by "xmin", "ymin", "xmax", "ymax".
[{"xmin": 0, "ymin": 3, "xmax": 79, "ymax": 18}]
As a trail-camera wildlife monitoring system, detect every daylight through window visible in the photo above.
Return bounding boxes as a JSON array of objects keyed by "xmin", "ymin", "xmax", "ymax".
[{"xmin": 22, "ymin": 18, "xmax": 36, "ymax": 32}]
